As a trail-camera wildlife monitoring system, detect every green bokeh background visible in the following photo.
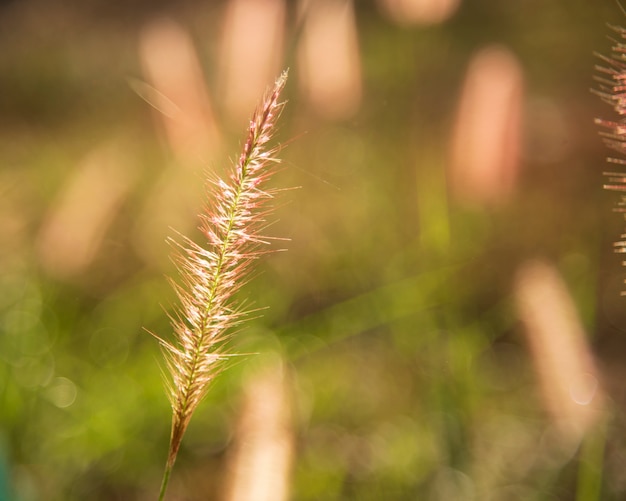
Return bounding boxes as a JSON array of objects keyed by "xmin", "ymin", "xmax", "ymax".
[{"xmin": 0, "ymin": 0, "xmax": 624, "ymax": 499}]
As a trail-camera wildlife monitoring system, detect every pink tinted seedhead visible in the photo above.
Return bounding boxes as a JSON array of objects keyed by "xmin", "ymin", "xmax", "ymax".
[
  {"xmin": 595, "ymin": 26, "xmax": 626, "ymax": 290},
  {"xmin": 154, "ymin": 71, "xmax": 289, "ymax": 500}
]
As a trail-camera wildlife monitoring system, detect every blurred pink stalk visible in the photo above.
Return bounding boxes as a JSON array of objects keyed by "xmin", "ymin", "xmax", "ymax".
[
  {"xmin": 297, "ymin": 0, "xmax": 362, "ymax": 120},
  {"xmin": 514, "ymin": 260, "xmax": 605, "ymax": 444},
  {"xmin": 138, "ymin": 17, "xmax": 221, "ymax": 164},
  {"xmin": 223, "ymin": 356, "xmax": 294, "ymax": 501},
  {"xmin": 377, "ymin": 0, "xmax": 460, "ymax": 25},
  {"xmin": 449, "ymin": 45, "xmax": 523, "ymax": 206},
  {"xmin": 37, "ymin": 142, "xmax": 136, "ymax": 280},
  {"xmin": 219, "ymin": 0, "xmax": 286, "ymax": 123},
  {"xmin": 135, "ymin": 18, "xmax": 223, "ymax": 268}
]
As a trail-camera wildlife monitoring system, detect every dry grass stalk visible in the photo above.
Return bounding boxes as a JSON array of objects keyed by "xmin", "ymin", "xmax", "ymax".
[{"xmin": 153, "ymin": 71, "xmax": 289, "ymax": 500}]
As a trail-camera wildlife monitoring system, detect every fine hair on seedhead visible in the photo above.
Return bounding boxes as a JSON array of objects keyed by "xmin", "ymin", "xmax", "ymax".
[
  {"xmin": 594, "ymin": 24, "xmax": 626, "ymax": 289},
  {"xmin": 151, "ymin": 70, "xmax": 289, "ymax": 501}
]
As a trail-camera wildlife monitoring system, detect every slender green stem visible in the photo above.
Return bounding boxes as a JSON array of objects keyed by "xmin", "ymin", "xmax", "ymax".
[
  {"xmin": 158, "ymin": 458, "xmax": 174, "ymax": 501},
  {"xmin": 576, "ymin": 417, "xmax": 608, "ymax": 501}
]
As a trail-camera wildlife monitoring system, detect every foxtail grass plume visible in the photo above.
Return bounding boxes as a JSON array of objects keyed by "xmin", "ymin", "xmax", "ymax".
[
  {"xmin": 153, "ymin": 71, "xmax": 289, "ymax": 501},
  {"xmin": 594, "ymin": 25, "xmax": 626, "ymax": 279}
]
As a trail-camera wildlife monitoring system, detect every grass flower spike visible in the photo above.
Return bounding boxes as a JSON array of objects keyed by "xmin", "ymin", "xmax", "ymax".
[
  {"xmin": 154, "ymin": 71, "xmax": 288, "ymax": 500},
  {"xmin": 595, "ymin": 26, "xmax": 626, "ymax": 276},
  {"xmin": 595, "ymin": 26, "xmax": 626, "ymax": 167}
]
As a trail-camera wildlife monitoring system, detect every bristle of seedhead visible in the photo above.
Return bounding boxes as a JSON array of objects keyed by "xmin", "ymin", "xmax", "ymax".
[
  {"xmin": 154, "ymin": 71, "xmax": 289, "ymax": 494},
  {"xmin": 595, "ymin": 27, "xmax": 626, "ymax": 275},
  {"xmin": 595, "ymin": 26, "xmax": 626, "ymax": 150}
]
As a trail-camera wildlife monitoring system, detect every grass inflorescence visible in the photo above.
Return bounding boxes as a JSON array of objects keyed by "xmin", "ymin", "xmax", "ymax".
[
  {"xmin": 595, "ymin": 25, "xmax": 626, "ymax": 283},
  {"xmin": 152, "ymin": 71, "xmax": 289, "ymax": 500}
]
